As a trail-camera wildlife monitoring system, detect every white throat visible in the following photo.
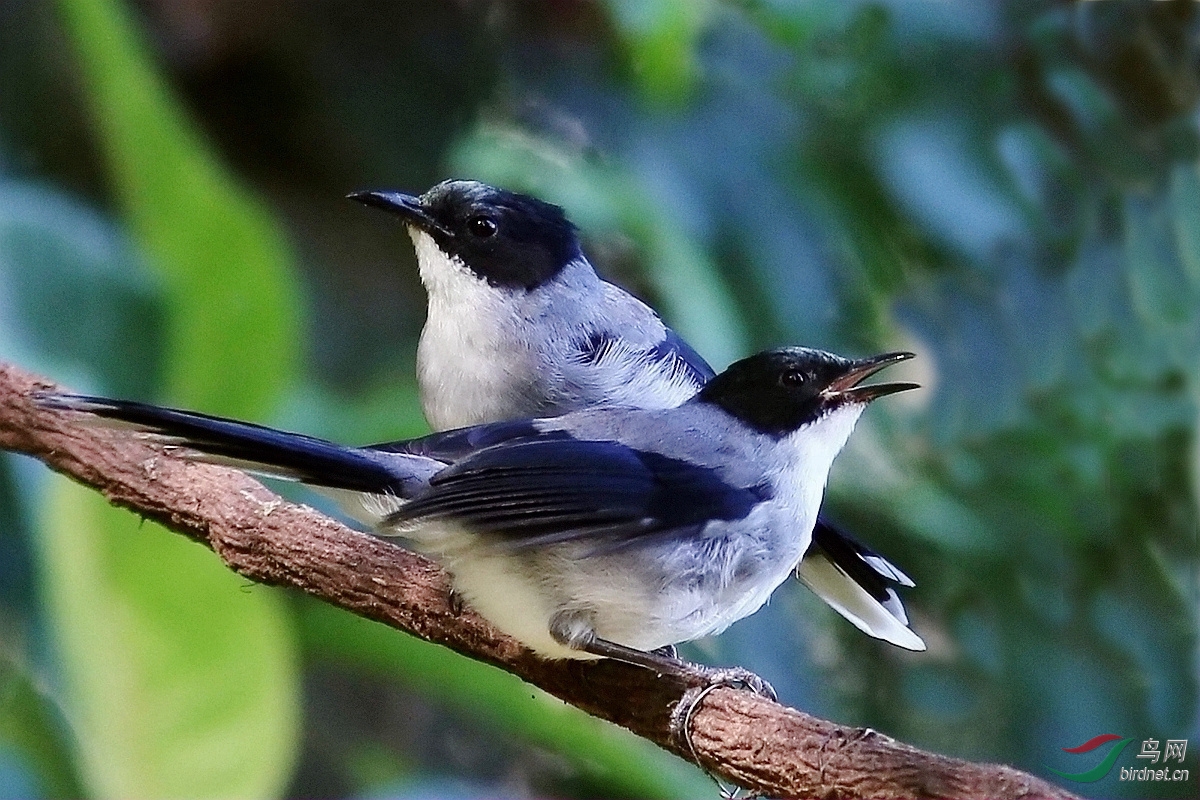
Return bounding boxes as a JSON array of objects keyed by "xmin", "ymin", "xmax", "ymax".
[
  {"xmin": 778, "ymin": 403, "xmax": 866, "ymax": 510},
  {"xmin": 407, "ymin": 228, "xmax": 537, "ymax": 429},
  {"xmin": 409, "ymin": 228, "xmax": 476, "ymax": 296}
]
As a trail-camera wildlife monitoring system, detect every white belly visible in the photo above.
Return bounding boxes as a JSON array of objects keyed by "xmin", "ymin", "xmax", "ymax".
[{"xmin": 407, "ymin": 504, "xmax": 813, "ymax": 660}]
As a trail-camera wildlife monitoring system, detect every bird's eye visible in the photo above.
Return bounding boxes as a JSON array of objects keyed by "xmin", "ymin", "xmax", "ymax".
[
  {"xmin": 467, "ymin": 215, "xmax": 498, "ymax": 238},
  {"xmin": 779, "ymin": 369, "xmax": 806, "ymax": 388}
]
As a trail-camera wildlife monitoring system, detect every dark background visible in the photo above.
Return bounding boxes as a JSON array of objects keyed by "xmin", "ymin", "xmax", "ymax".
[{"xmin": 0, "ymin": 1, "xmax": 1197, "ymax": 798}]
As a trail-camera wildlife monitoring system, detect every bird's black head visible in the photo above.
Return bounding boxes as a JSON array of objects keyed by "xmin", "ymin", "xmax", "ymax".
[
  {"xmin": 348, "ymin": 180, "xmax": 582, "ymax": 290},
  {"xmin": 696, "ymin": 347, "xmax": 917, "ymax": 436}
]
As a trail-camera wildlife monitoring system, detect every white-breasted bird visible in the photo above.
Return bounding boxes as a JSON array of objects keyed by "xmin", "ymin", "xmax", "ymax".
[
  {"xmin": 39, "ymin": 346, "xmax": 923, "ymax": 665},
  {"xmin": 348, "ymin": 181, "xmax": 925, "ymax": 651}
]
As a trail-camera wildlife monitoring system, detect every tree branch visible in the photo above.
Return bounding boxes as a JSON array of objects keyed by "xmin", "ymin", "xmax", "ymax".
[{"xmin": 0, "ymin": 362, "xmax": 1078, "ymax": 800}]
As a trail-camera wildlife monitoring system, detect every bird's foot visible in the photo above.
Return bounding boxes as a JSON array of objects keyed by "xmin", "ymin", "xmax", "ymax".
[
  {"xmin": 668, "ymin": 664, "xmax": 776, "ymax": 744},
  {"xmin": 685, "ymin": 664, "xmax": 776, "ymax": 703},
  {"xmin": 669, "ymin": 665, "xmax": 775, "ymax": 800}
]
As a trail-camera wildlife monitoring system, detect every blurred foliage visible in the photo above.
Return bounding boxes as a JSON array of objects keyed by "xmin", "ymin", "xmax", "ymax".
[
  {"xmin": 24, "ymin": 0, "xmax": 303, "ymax": 796},
  {"xmin": 0, "ymin": 0, "xmax": 1197, "ymax": 798}
]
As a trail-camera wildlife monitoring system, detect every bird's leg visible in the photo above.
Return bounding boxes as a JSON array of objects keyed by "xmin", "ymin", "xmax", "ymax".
[
  {"xmin": 549, "ymin": 612, "xmax": 694, "ymax": 674},
  {"xmin": 549, "ymin": 611, "xmax": 775, "ymax": 696},
  {"xmin": 548, "ymin": 611, "xmax": 775, "ymax": 697},
  {"xmin": 652, "ymin": 644, "xmax": 679, "ymax": 661},
  {"xmin": 548, "ymin": 612, "xmax": 772, "ymax": 797}
]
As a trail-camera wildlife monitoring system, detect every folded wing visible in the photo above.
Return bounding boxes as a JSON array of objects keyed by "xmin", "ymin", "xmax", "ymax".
[{"xmin": 387, "ymin": 439, "xmax": 770, "ymax": 550}]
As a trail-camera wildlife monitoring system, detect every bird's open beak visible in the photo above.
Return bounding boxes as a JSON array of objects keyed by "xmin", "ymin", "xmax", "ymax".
[
  {"xmin": 347, "ymin": 190, "xmax": 451, "ymax": 236},
  {"xmin": 822, "ymin": 351, "xmax": 919, "ymax": 403}
]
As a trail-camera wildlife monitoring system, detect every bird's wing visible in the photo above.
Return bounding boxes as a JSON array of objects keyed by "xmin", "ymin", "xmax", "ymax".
[
  {"xmin": 572, "ymin": 327, "xmax": 715, "ymax": 396},
  {"xmin": 386, "ymin": 438, "xmax": 768, "ymax": 549},
  {"xmin": 647, "ymin": 328, "xmax": 716, "ymax": 384},
  {"xmin": 370, "ymin": 419, "xmax": 563, "ymax": 461}
]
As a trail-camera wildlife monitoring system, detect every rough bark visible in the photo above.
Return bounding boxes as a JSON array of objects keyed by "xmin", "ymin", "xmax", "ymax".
[{"xmin": 0, "ymin": 362, "xmax": 1079, "ymax": 800}]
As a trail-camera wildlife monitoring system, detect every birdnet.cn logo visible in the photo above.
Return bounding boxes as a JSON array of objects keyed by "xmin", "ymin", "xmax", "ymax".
[{"xmin": 1048, "ymin": 734, "xmax": 1191, "ymax": 784}]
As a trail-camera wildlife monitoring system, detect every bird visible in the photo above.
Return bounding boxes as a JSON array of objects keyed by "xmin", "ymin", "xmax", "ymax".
[
  {"xmin": 348, "ymin": 180, "xmax": 925, "ymax": 651},
  {"xmin": 347, "ymin": 179, "xmax": 710, "ymax": 431},
  {"xmin": 38, "ymin": 346, "xmax": 922, "ymax": 669}
]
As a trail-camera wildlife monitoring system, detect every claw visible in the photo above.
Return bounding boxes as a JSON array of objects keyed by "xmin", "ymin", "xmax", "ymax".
[{"xmin": 668, "ymin": 666, "xmax": 775, "ymax": 799}]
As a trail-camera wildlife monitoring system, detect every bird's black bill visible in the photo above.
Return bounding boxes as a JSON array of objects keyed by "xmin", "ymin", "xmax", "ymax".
[
  {"xmin": 347, "ymin": 190, "xmax": 449, "ymax": 236},
  {"xmin": 823, "ymin": 351, "xmax": 918, "ymax": 403}
]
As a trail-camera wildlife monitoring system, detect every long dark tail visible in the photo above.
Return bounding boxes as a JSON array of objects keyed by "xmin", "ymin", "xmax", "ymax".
[{"xmin": 35, "ymin": 393, "xmax": 431, "ymax": 495}]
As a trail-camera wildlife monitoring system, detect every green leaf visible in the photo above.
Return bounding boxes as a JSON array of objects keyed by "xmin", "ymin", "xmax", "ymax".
[
  {"xmin": 36, "ymin": 480, "xmax": 298, "ymax": 799},
  {"xmin": 0, "ymin": 180, "xmax": 164, "ymax": 398},
  {"xmin": 1123, "ymin": 192, "xmax": 1193, "ymax": 330},
  {"xmin": 0, "ymin": 654, "xmax": 84, "ymax": 799},
  {"xmin": 36, "ymin": 0, "xmax": 305, "ymax": 797},
  {"xmin": 603, "ymin": 0, "xmax": 715, "ymax": 105},
  {"xmin": 298, "ymin": 602, "xmax": 711, "ymax": 800},
  {"xmin": 1169, "ymin": 160, "xmax": 1200, "ymax": 288},
  {"xmin": 55, "ymin": 0, "xmax": 302, "ymax": 416}
]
